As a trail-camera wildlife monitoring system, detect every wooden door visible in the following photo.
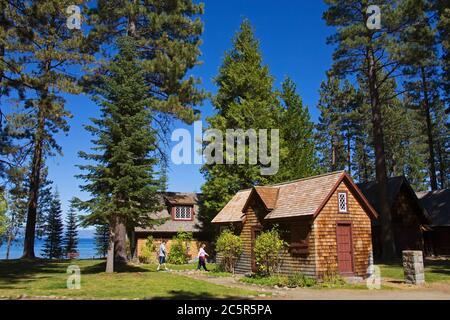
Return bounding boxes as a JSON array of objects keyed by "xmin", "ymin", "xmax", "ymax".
[
  {"xmin": 336, "ymin": 223, "xmax": 354, "ymax": 275},
  {"xmin": 251, "ymin": 226, "xmax": 262, "ymax": 272}
]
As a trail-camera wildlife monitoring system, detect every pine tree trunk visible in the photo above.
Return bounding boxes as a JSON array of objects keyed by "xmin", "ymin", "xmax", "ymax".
[
  {"xmin": 421, "ymin": 67, "xmax": 438, "ymax": 190},
  {"xmin": 6, "ymin": 232, "xmax": 13, "ymax": 259},
  {"xmin": 22, "ymin": 98, "xmax": 46, "ymax": 259},
  {"xmin": 363, "ymin": 144, "xmax": 369, "ymax": 182},
  {"xmin": 114, "ymin": 216, "xmax": 128, "ymax": 263},
  {"xmin": 106, "ymin": 225, "xmax": 115, "ymax": 273},
  {"xmin": 347, "ymin": 133, "xmax": 351, "ymax": 174},
  {"xmin": 437, "ymin": 140, "xmax": 446, "ymax": 189},
  {"xmin": 0, "ymin": 1, "xmax": 5, "ymax": 130},
  {"xmin": 331, "ymin": 137, "xmax": 336, "ymax": 171},
  {"xmin": 368, "ymin": 47, "xmax": 396, "ymax": 260}
]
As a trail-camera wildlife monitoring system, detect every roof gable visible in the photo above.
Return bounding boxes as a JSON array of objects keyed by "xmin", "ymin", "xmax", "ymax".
[
  {"xmin": 357, "ymin": 176, "xmax": 429, "ymax": 224},
  {"xmin": 241, "ymin": 186, "xmax": 279, "ymax": 213},
  {"xmin": 212, "ymin": 171, "xmax": 378, "ymax": 224},
  {"xmin": 211, "ymin": 189, "xmax": 251, "ymax": 223},
  {"xmin": 135, "ymin": 192, "xmax": 201, "ymax": 233},
  {"xmin": 417, "ymin": 189, "xmax": 450, "ymax": 226}
]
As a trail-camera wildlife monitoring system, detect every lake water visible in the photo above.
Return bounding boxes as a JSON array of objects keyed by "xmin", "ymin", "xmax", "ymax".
[{"xmin": 0, "ymin": 238, "xmax": 99, "ymax": 260}]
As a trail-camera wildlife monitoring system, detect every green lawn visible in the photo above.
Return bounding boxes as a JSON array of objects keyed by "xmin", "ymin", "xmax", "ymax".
[
  {"xmin": 0, "ymin": 259, "xmax": 257, "ymax": 299},
  {"xmin": 377, "ymin": 258, "xmax": 450, "ymax": 283}
]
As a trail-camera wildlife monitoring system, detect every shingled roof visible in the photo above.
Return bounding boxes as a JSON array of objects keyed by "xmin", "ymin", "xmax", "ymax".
[
  {"xmin": 212, "ymin": 171, "xmax": 377, "ymax": 223},
  {"xmin": 211, "ymin": 189, "xmax": 251, "ymax": 223},
  {"xmin": 356, "ymin": 176, "xmax": 405, "ymax": 213},
  {"xmin": 417, "ymin": 189, "xmax": 450, "ymax": 227},
  {"xmin": 357, "ymin": 176, "xmax": 430, "ymax": 225},
  {"xmin": 135, "ymin": 192, "xmax": 202, "ymax": 233}
]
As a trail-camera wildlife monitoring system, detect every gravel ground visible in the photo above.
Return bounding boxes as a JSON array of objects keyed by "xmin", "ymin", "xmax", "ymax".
[{"xmin": 178, "ymin": 270, "xmax": 450, "ymax": 300}]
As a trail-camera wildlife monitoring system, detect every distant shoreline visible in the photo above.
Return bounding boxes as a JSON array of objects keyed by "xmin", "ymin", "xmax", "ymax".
[{"xmin": 0, "ymin": 238, "xmax": 99, "ymax": 260}]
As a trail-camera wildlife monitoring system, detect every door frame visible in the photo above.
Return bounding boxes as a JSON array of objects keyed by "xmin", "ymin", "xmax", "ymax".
[
  {"xmin": 335, "ymin": 221, "xmax": 355, "ymax": 276},
  {"xmin": 251, "ymin": 226, "xmax": 263, "ymax": 272}
]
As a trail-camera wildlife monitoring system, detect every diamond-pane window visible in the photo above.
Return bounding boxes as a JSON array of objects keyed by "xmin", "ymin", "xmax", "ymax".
[
  {"xmin": 338, "ymin": 193, "xmax": 348, "ymax": 213},
  {"xmin": 174, "ymin": 206, "xmax": 192, "ymax": 220}
]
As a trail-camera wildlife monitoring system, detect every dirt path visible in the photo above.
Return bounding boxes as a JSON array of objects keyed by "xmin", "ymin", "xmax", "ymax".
[{"xmin": 177, "ymin": 271, "xmax": 450, "ymax": 300}]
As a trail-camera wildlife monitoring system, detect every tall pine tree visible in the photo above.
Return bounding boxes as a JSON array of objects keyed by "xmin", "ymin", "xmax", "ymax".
[
  {"xmin": 322, "ymin": 0, "xmax": 422, "ymax": 259},
  {"xmin": 199, "ymin": 20, "xmax": 278, "ymax": 239},
  {"xmin": 84, "ymin": 0, "xmax": 206, "ymax": 262},
  {"xmin": 42, "ymin": 191, "xmax": 64, "ymax": 259},
  {"xmin": 1, "ymin": 0, "xmax": 92, "ymax": 258},
  {"xmin": 316, "ymin": 74, "xmax": 356, "ymax": 173},
  {"xmin": 274, "ymin": 77, "xmax": 317, "ymax": 182},
  {"xmin": 94, "ymin": 223, "xmax": 109, "ymax": 259},
  {"xmin": 400, "ymin": 0, "xmax": 443, "ymax": 190},
  {"xmin": 77, "ymin": 38, "xmax": 162, "ymax": 272},
  {"xmin": 64, "ymin": 201, "xmax": 79, "ymax": 256}
]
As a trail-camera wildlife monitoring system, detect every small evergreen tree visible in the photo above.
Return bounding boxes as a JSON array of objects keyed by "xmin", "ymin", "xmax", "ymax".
[
  {"xmin": 64, "ymin": 201, "xmax": 79, "ymax": 256},
  {"xmin": 42, "ymin": 191, "xmax": 64, "ymax": 259},
  {"xmin": 35, "ymin": 167, "xmax": 53, "ymax": 240},
  {"xmin": 3, "ymin": 168, "xmax": 27, "ymax": 259},
  {"xmin": 94, "ymin": 223, "xmax": 109, "ymax": 259}
]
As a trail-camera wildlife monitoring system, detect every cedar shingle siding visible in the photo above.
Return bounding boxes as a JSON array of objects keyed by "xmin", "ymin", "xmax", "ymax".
[{"xmin": 213, "ymin": 171, "xmax": 377, "ymax": 279}]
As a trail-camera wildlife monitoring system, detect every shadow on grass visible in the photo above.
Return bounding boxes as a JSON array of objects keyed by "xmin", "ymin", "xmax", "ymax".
[
  {"xmin": 145, "ymin": 290, "xmax": 249, "ymax": 300},
  {"xmin": 81, "ymin": 260, "xmax": 152, "ymax": 274},
  {"xmin": 424, "ymin": 258, "xmax": 450, "ymax": 277},
  {"xmin": 0, "ymin": 259, "xmax": 66, "ymax": 287},
  {"xmin": 0, "ymin": 258, "xmax": 153, "ymax": 288}
]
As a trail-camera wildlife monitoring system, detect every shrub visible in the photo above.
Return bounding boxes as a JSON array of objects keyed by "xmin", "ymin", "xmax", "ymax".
[
  {"xmin": 321, "ymin": 272, "xmax": 345, "ymax": 288},
  {"xmin": 215, "ymin": 229, "xmax": 243, "ymax": 274},
  {"xmin": 320, "ymin": 266, "xmax": 346, "ymax": 287},
  {"xmin": 287, "ymin": 273, "xmax": 317, "ymax": 288},
  {"xmin": 254, "ymin": 227, "xmax": 287, "ymax": 276},
  {"xmin": 167, "ymin": 231, "xmax": 193, "ymax": 264},
  {"xmin": 138, "ymin": 236, "xmax": 156, "ymax": 264},
  {"xmin": 240, "ymin": 274, "xmax": 288, "ymax": 287}
]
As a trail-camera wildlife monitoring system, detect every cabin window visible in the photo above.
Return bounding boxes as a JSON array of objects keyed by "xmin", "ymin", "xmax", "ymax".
[
  {"xmin": 338, "ymin": 192, "xmax": 348, "ymax": 213},
  {"xmin": 174, "ymin": 206, "xmax": 193, "ymax": 220}
]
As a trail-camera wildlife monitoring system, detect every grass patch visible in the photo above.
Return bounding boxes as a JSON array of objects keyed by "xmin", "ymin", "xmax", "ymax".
[
  {"xmin": 0, "ymin": 259, "xmax": 258, "ymax": 299},
  {"xmin": 377, "ymin": 258, "xmax": 450, "ymax": 283},
  {"xmin": 145, "ymin": 262, "xmax": 231, "ymax": 277}
]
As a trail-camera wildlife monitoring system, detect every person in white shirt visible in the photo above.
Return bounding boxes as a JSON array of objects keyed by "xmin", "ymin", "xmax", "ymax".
[
  {"xmin": 157, "ymin": 240, "xmax": 168, "ymax": 271},
  {"xmin": 197, "ymin": 243, "xmax": 209, "ymax": 271}
]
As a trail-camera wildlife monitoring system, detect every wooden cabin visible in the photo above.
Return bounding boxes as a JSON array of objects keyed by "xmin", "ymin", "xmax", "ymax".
[
  {"xmin": 357, "ymin": 177, "xmax": 430, "ymax": 258},
  {"xmin": 417, "ymin": 189, "xmax": 450, "ymax": 256},
  {"xmin": 133, "ymin": 192, "xmax": 208, "ymax": 260},
  {"xmin": 212, "ymin": 171, "xmax": 378, "ymax": 279}
]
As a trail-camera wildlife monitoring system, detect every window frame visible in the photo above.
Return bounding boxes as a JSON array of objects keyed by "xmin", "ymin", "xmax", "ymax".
[
  {"xmin": 172, "ymin": 205, "xmax": 194, "ymax": 221},
  {"xmin": 337, "ymin": 192, "xmax": 349, "ymax": 213}
]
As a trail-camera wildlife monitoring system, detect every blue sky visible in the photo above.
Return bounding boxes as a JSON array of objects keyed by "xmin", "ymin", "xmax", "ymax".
[{"xmin": 48, "ymin": 0, "xmax": 335, "ymax": 215}]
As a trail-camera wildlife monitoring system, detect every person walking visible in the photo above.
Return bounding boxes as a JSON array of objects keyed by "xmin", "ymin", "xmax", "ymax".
[
  {"xmin": 197, "ymin": 243, "xmax": 209, "ymax": 271},
  {"xmin": 157, "ymin": 240, "xmax": 168, "ymax": 271}
]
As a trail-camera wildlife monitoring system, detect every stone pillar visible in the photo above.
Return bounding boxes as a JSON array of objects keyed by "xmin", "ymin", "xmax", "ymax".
[{"xmin": 402, "ymin": 250, "xmax": 425, "ymax": 285}]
